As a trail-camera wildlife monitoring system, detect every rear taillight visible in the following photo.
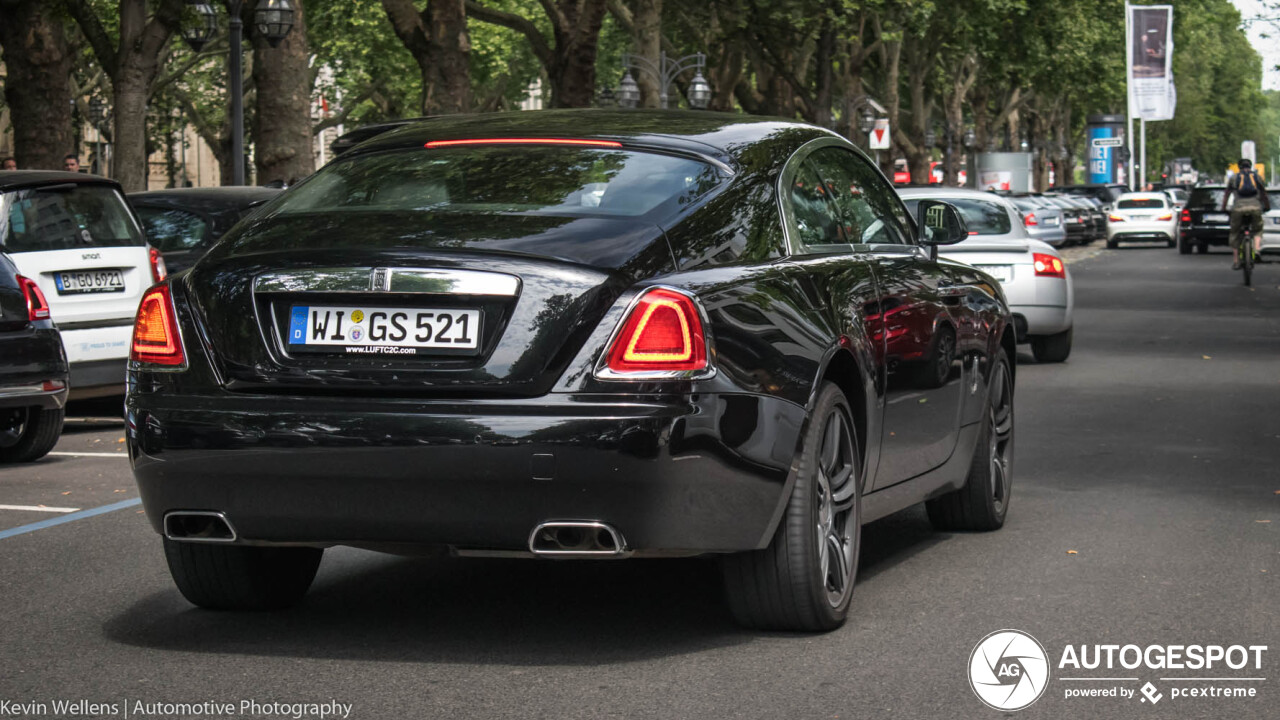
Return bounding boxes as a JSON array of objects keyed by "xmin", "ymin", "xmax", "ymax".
[
  {"xmin": 130, "ymin": 284, "xmax": 184, "ymax": 366},
  {"xmin": 604, "ymin": 288, "xmax": 708, "ymax": 374},
  {"xmin": 1157, "ymin": 213, "xmax": 1173, "ymax": 221},
  {"xmin": 149, "ymin": 246, "xmax": 167, "ymax": 283},
  {"xmin": 1108, "ymin": 214, "xmax": 1125, "ymax": 222},
  {"xmin": 1033, "ymin": 253, "xmax": 1066, "ymax": 279},
  {"xmin": 1181, "ymin": 209, "xmax": 1191, "ymax": 223},
  {"xmin": 17, "ymin": 275, "xmax": 50, "ymax": 321},
  {"xmin": 1023, "ymin": 212, "xmax": 1038, "ymax": 227}
]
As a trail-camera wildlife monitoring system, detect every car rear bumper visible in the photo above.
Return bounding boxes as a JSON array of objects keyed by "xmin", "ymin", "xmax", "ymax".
[
  {"xmin": 0, "ymin": 327, "xmax": 69, "ymax": 409},
  {"xmin": 1180, "ymin": 226, "xmax": 1230, "ymax": 245},
  {"xmin": 1011, "ymin": 305, "xmax": 1071, "ymax": 338},
  {"xmin": 1107, "ymin": 222, "xmax": 1177, "ymax": 241},
  {"xmin": 127, "ymin": 391, "xmax": 805, "ymax": 554}
]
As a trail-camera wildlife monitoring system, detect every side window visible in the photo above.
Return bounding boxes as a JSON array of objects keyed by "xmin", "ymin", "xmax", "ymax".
[
  {"xmin": 787, "ymin": 161, "xmax": 843, "ymax": 247},
  {"xmin": 807, "ymin": 147, "xmax": 913, "ymax": 245},
  {"xmin": 136, "ymin": 208, "xmax": 208, "ymax": 252}
]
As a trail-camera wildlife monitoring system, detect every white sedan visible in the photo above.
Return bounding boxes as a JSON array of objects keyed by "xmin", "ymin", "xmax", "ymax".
[
  {"xmin": 1106, "ymin": 192, "xmax": 1177, "ymax": 248},
  {"xmin": 1259, "ymin": 190, "xmax": 1280, "ymax": 257},
  {"xmin": 898, "ymin": 187, "xmax": 1075, "ymax": 363}
]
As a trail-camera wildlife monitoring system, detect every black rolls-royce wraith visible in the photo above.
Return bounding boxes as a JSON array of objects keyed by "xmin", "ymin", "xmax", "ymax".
[{"xmin": 127, "ymin": 111, "xmax": 1016, "ymax": 631}]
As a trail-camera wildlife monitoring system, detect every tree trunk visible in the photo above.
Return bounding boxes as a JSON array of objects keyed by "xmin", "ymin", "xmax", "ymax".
[
  {"xmin": 382, "ymin": 0, "xmax": 472, "ymax": 115},
  {"xmin": 630, "ymin": 0, "xmax": 662, "ymax": 108},
  {"xmin": 253, "ymin": 0, "xmax": 315, "ymax": 185},
  {"xmin": 0, "ymin": 0, "xmax": 74, "ymax": 171},
  {"xmin": 548, "ymin": 1, "xmax": 608, "ymax": 108}
]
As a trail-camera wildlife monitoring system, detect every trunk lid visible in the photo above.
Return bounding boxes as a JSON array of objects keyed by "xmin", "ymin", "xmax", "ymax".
[{"xmin": 187, "ymin": 212, "xmax": 674, "ymax": 397}]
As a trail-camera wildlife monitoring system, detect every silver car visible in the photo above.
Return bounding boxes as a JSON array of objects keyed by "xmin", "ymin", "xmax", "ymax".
[
  {"xmin": 1009, "ymin": 195, "xmax": 1067, "ymax": 247},
  {"xmin": 898, "ymin": 187, "xmax": 1075, "ymax": 362}
]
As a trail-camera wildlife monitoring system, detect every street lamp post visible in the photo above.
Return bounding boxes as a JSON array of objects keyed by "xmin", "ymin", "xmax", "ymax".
[
  {"xmin": 617, "ymin": 51, "xmax": 710, "ymax": 109},
  {"xmin": 182, "ymin": 0, "xmax": 294, "ymax": 185}
]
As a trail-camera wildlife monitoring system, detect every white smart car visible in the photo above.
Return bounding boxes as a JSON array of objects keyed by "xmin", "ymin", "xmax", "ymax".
[
  {"xmin": 1, "ymin": 171, "xmax": 164, "ymax": 398},
  {"xmin": 1106, "ymin": 192, "xmax": 1177, "ymax": 248}
]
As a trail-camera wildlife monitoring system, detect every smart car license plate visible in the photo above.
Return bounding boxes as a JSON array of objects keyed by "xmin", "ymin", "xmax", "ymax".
[
  {"xmin": 975, "ymin": 265, "xmax": 1012, "ymax": 282},
  {"xmin": 287, "ymin": 305, "xmax": 481, "ymax": 355},
  {"xmin": 54, "ymin": 269, "xmax": 125, "ymax": 294},
  {"xmin": 1205, "ymin": 213, "xmax": 1229, "ymax": 223}
]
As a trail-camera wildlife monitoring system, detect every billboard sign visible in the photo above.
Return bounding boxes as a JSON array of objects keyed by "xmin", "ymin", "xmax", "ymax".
[{"xmin": 1127, "ymin": 5, "xmax": 1176, "ymax": 121}]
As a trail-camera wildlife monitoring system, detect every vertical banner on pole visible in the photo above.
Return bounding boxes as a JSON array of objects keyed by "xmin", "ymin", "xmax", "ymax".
[{"xmin": 1128, "ymin": 5, "xmax": 1176, "ymax": 121}]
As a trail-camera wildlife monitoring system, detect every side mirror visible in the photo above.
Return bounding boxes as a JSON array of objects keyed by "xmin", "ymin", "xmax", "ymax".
[{"xmin": 916, "ymin": 199, "xmax": 969, "ymax": 247}]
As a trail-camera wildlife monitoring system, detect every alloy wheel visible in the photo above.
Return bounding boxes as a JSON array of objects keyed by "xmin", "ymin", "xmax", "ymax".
[
  {"xmin": 988, "ymin": 360, "xmax": 1014, "ymax": 512},
  {"xmin": 814, "ymin": 408, "xmax": 858, "ymax": 609}
]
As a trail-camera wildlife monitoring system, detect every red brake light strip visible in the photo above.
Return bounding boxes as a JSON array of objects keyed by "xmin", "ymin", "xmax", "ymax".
[{"xmin": 424, "ymin": 138, "xmax": 623, "ymax": 149}]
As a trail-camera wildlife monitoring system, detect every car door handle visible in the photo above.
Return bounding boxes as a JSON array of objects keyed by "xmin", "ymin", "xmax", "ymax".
[{"xmin": 937, "ymin": 284, "xmax": 970, "ymax": 297}]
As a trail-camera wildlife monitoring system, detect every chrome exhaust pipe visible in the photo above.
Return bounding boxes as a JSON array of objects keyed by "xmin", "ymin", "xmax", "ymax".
[
  {"xmin": 163, "ymin": 511, "xmax": 238, "ymax": 543},
  {"xmin": 528, "ymin": 521, "xmax": 627, "ymax": 557}
]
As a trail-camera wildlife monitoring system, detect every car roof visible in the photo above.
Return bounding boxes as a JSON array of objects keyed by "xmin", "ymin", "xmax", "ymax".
[
  {"xmin": 129, "ymin": 186, "xmax": 281, "ymax": 210},
  {"xmin": 344, "ymin": 109, "xmax": 838, "ymax": 174},
  {"xmin": 0, "ymin": 170, "xmax": 122, "ymax": 192},
  {"xmin": 1116, "ymin": 192, "xmax": 1169, "ymax": 201}
]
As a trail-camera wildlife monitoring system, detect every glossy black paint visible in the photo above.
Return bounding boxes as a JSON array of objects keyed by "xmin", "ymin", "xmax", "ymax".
[
  {"xmin": 128, "ymin": 110, "xmax": 1014, "ymax": 554},
  {"xmin": 0, "ymin": 253, "xmax": 68, "ymax": 411},
  {"xmin": 128, "ymin": 187, "xmax": 282, "ymax": 274}
]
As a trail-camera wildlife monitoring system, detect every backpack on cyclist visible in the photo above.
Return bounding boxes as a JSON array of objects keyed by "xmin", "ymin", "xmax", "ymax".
[{"xmin": 1235, "ymin": 169, "xmax": 1261, "ymax": 198}]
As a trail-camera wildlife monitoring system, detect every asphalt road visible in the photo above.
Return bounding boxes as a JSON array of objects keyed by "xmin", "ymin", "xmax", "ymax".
[{"xmin": 0, "ymin": 241, "xmax": 1275, "ymax": 720}]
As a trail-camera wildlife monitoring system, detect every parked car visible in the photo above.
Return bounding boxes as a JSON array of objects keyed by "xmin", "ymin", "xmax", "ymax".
[
  {"xmin": 1059, "ymin": 183, "xmax": 1127, "ymax": 211},
  {"xmin": 0, "ymin": 251, "xmax": 68, "ymax": 462},
  {"xmin": 1, "ymin": 171, "xmax": 163, "ymax": 398},
  {"xmin": 1164, "ymin": 187, "xmax": 1188, "ymax": 211},
  {"xmin": 1177, "ymin": 185, "xmax": 1229, "ymax": 254},
  {"xmin": 1009, "ymin": 196, "xmax": 1067, "ymax": 247},
  {"xmin": 899, "ymin": 187, "xmax": 1074, "ymax": 362},
  {"xmin": 1053, "ymin": 194, "xmax": 1105, "ymax": 242},
  {"xmin": 128, "ymin": 111, "xmax": 1017, "ymax": 631},
  {"xmin": 1257, "ymin": 190, "xmax": 1280, "ymax": 258},
  {"xmin": 129, "ymin": 187, "xmax": 282, "ymax": 274},
  {"xmin": 1106, "ymin": 192, "xmax": 1177, "ymax": 248},
  {"xmin": 1019, "ymin": 194, "xmax": 1089, "ymax": 245}
]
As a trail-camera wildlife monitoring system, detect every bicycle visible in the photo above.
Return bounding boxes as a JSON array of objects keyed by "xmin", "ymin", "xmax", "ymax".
[{"xmin": 1240, "ymin": 226, "xmax": 1257, "ymax": 286}]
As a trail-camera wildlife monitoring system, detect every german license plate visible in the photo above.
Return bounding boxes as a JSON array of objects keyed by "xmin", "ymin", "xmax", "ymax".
[
  {"xmin": 1205, "ymin": 213, "xmax": 1229, "ymax": 223},
  {"xmin": 287, "ymin": 305, "xmax": 480, "ymax": 355},
  {"xmin": 55, "ymin": 269, "xmax": 124, "ymax": 294},
  {"xmin": 975, "ymin": 265, "xmax": 1013, "ymax": 282}
]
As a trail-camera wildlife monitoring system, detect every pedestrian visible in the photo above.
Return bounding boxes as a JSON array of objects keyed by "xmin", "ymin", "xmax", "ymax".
[
  {"xmin": 1, "ymin": 157, "xmax": 15, "ymax": 170},
  {"xmin": 63, "ymin": 154, "xmax": 80, "ymax": 172}
]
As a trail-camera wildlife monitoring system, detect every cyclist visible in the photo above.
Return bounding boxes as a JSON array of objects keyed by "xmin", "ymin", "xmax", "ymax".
[{"xmin": 1222, "ymin": 158, "xmax": 1270, "ymax": 269}]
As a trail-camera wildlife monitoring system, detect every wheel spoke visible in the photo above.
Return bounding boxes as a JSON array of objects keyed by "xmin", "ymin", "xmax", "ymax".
[{"xmin": 830, "ymin": 465, "xmax": 856, "ymax": 503}]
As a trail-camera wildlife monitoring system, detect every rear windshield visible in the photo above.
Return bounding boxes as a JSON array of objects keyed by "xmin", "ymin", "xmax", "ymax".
[
  {"xmin": 904, "ymin": 197, "xmax": 1012, "ymax": 235},
  {"xmin": 267, "ymin": 145, "xmax": 721, "ymax": 219},
  {"xmin": 1187, "ymin": 188, "xmax": 1224, "ymax": 208},
  {"xmin": 1117, "ymin": 199, "xmax": 1166, "ymax": 209},
  {"xmin": 1, "ymin": 184, "xmax": 143, "ymax": 253}
]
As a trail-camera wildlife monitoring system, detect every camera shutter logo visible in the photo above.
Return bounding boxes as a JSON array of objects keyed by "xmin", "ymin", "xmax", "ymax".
[{"xmin": 969, "ymin": 629, "xmax": 1051, "ymax": 711}]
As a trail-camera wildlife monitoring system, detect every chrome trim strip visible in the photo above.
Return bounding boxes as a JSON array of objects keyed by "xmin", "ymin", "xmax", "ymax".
[
  {"xmin": 591, "ymin": 284, "xmax": 718, "ymax": 382},
  {"xmin": 253, "ymin": 267, "xmax": 520, "ymax": 296},
  {"xmin": 162, "ymin": 510, "xmax": 239, "ymax": 544}
]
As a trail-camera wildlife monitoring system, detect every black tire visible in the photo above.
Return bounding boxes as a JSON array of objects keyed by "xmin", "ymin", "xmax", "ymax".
[
  {"xmin": 163, "ymin": 538, "xmax": 322, "ymax": 610},
  {"xmin": 721, "ymin": 382, "xmax": 861, "ymax": 631},
  {"xmin": 1106, "ymin": 238, "xmax": 1117, "ymax": 249},
  {"xmin": 1029, "ymin": 327, "xmax": 1072, "ymax": 363},
  {"xmin": 1195, "ymin": 243, "xmax": 1208, "ymax": 254},
  {"xmin": 1166, "ymin": 237, "xmax": 1176, "ymax": 248},
  {"xmin": 1243, "ymin": 252, "xmax": 1253, "ymax": 286},
  {"xmin": 0, "ymin": 407, "xmax": 65, "ymax": 463},
  {"xmin": 926, "ymin": 349, "xmax": 1013, "ymax": 532},
  {"xmin": 1178, "ymin": 234, "xmax": 1191, "ymax": 254}
]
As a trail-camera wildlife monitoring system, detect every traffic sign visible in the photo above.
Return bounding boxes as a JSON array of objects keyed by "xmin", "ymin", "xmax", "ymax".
[
  {"xmin": 1091, "ymin": 137, "xmax": 1124, "ymax": 148},
  {"xmin": 869, "ymin": 119, "xmax": 891, "ymax": 150}
]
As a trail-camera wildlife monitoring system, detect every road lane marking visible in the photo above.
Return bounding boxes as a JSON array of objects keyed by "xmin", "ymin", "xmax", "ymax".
[
  {"xmin": 0, "ymin": 505, "xmax": 81, "ymax": 513},
  {"xmin": 47, "ymin": 451, "xmax": 128, "ymax": 458},
  {"xmin": 0, "ymin": 498, "xmax": 142, "ymax": 540}
]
